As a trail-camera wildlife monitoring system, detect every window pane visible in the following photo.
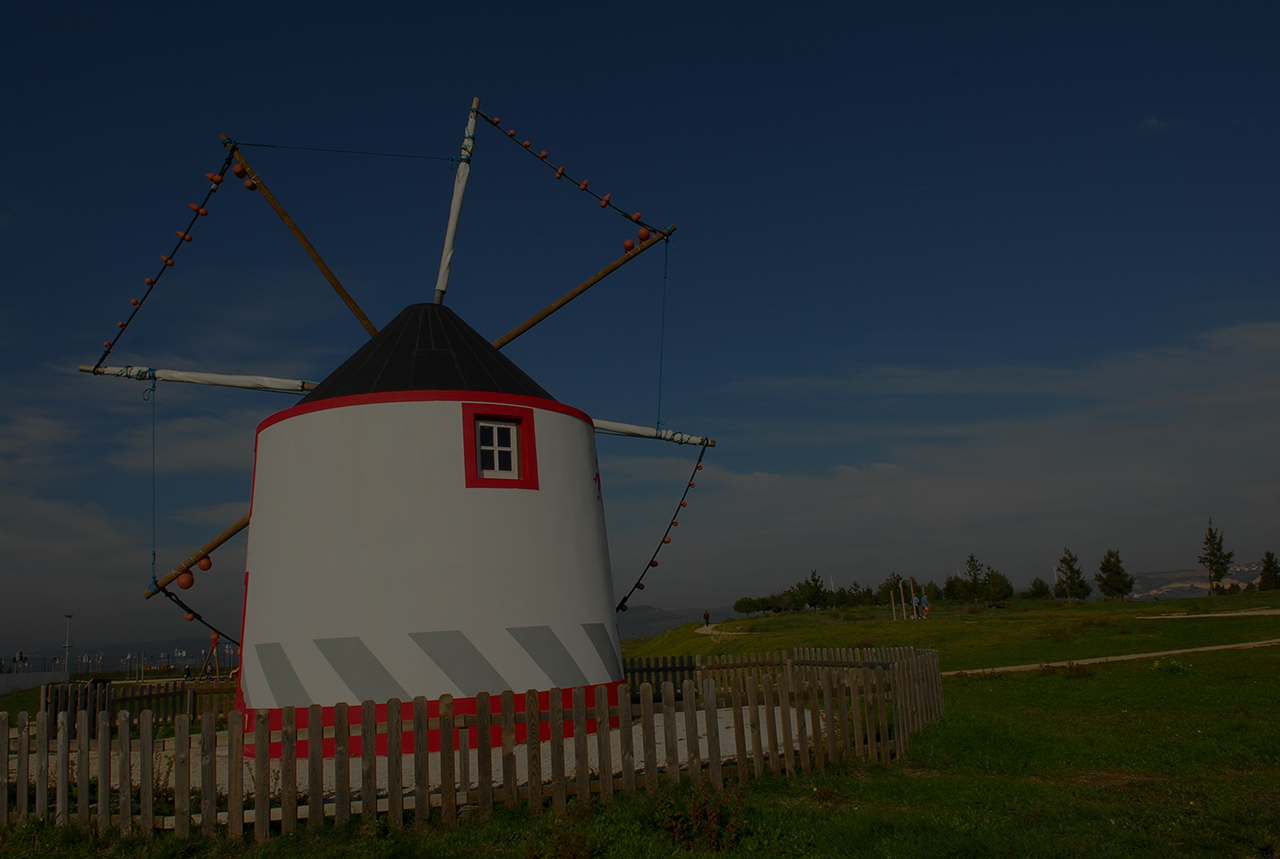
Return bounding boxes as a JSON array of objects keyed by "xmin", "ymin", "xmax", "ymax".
[
  {"xmin": 480, "ymin": 450, "xmax": 495, "ymax": 471},
  {"xmin": 479, "ymin": 425, "xmax": 493, "ymax": 447},
  {"xmin": 497, "ymin": 450, "xmax": 513, "ymax": 472},
  {"xmin": 497, "ymin": 426, "xmax": 512, "ymax": 448}
]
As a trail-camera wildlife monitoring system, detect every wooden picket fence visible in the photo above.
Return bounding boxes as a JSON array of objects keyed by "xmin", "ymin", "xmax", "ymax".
[
  {"xmin": 39, "ymin": 681, "xmax": 237, "ymax": 730},
  {"xmin": 2, "ymin": 648, "xmax": 942, "ymax": 839}
]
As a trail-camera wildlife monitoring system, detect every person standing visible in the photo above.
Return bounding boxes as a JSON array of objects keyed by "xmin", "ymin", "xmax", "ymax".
[
  {"xmin": 703, "ymin": 610, "xmax": 710, "ymax": 626},
  {"xmin": 921, "ymin": 593, "xmax": 931, "ymax": 619},
  {"xmin": 912, "ymin": 593, "xmax": 921, "ymax": 619}
]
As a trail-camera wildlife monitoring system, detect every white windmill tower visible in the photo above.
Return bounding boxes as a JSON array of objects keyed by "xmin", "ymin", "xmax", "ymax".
[{"xmin": 87, "ymin": 98, "xmax": 714, "ymax": 725}]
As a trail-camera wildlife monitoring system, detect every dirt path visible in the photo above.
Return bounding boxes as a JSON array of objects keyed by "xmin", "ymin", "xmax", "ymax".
[
  {"xmin": 1147, "ymin": 607, "xmax": 1278, "ymax": 619},
  {"xmin": 942, "ymin": 637, "xmax": 1280, "ymax": 676}
]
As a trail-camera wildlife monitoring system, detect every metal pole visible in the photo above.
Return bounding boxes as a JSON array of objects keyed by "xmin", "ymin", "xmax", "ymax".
[
  {"xmin": 63, "ymin": 615, "xmax": 72, "ymax": 673},
  {"xmin": 434, "ymin": 97, "xmax": 481, "ymax": 305}
]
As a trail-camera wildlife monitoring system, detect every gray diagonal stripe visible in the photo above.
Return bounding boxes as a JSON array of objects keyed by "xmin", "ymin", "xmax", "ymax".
[
  {"xmin": 313, "ymin": 637, "xmax": 408, "ymax": 703},
  {"xmin": 581, "ymin": 623, "xmax": 623, "ymax": 680},
  {"xmin": 507, "ymin": 626, "xmax": 588, "ymax": 688},
  {"xmin": 409, "ymin": 631, "xmax": 511, "ymax": 696},
  {"xmin": 255, "ymin": 642, "xmax": 313, "ymax": 708}
]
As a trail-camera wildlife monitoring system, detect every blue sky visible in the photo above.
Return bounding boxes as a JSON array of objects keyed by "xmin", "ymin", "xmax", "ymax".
[{"xmin": 2, "ymin": 3, "xmax": 1278, "ymax": 652}]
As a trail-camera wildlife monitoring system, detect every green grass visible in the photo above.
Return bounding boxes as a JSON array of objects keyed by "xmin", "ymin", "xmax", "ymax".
[
  {"xmin": 0, "ymin": 687, "xmax": 40, "ymax": 720},
  {"xmin": 4, "ymin": 595, "xmax": 1277, "ymax": 857},
  {"xmin": 622, "ymin": 592, "xmax": 1278, "ymax": 672},
  {"xmin": 3, "ymin": 647, "xmax": 1277, "ymax": 857}
]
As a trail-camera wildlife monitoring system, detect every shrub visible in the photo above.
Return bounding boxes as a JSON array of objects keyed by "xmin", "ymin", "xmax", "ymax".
[{"xmin": 1063, "ymin": 662, "xmax": 1095, "ymax": 679}]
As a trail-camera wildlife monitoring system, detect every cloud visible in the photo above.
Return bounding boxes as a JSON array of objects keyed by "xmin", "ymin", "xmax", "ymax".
[
  {"xmin": 166, "ymin": 501, "xmax": 250, "ymax": 527},
  {"xmin": 604, "ymin": 322, "xmax": 1280, "ymax": 606}
]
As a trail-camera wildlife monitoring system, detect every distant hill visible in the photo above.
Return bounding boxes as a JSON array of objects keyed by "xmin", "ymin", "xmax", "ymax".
[{"xmin": 1132, "ymin": 566, "xmax": 1262, "ymax": 600}]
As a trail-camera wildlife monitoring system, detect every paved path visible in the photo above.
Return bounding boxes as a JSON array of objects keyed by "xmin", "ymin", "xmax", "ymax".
[
  {"xmin": 941, "ymin": 637, "xmax": 1280, "ymax": 676},
  {"xmin": 1147, "ymin": 607, "xmax": 1279, "ymax": 619}
]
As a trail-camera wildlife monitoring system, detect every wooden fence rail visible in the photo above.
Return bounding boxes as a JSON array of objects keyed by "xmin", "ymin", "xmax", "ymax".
[{"xmin": 4, "ymin": 649, "xmax": 943, "ymax": 838}]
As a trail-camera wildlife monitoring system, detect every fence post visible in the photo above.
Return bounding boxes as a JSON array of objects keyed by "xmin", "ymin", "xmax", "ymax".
[
  {"xmin": 854, "ymin": 668, "xmax": 869, "ymax": 760},
  {"xmin": 595, "ymin": 686, "xmax": 613, "ymax": 802},
  {"xmin": 308, "ymin": 704, "xmax": 324, "ymax": 830},
  {"xmin": 619, "ymin": 685, "xmax": 635, "ymax": 794},
  {"xmin": 875, "ymin": 666, "xmax": 891, "ymax": 762},
  {"xmin": 0, "ymin": 712, "xmax": 8, "ymax": 829},
  {"xmin": 412, "ymin": 697, "xmax": 428, "ymax": 828},
  {"xmin": 229, "ymin": 711, "xmax": 243, "ymax": 837},
  {"xmin": 729, "ymin": 674, "xmax": 747, "ymax": 788},
  {"xmin": 703, "ymin": 678, "xmax": 722, "ymax": 790},
  {"xmin": 174, "ymin": 712, "xmax": 188, "ymax": 836},
  {"xmin": 280, "ymin": 707, "xmax": 296, "ymax": 833},
  {"xmin": 35, "ymin": 710, "xmax": 47, "ymax": 820},
  {"xmin": 55, "ymin": 711, "xmax": 69, "ymax": 826},
  {"xmin": 387, "ymin": 698, "xmax": 403, "ymax": 828},
  {"xmin": 808, "ymin": 670, "xmax": 825, "ymax": 771},
  {"xmin": 778, "ymin": 671, "xmax": 795, "ymax": 775},
  {"xmin": 360, "ymin": 701, "xmax": 376, "ymax": 826},
  {"xmin": 681, "ymin": 679, "xmax": 700, "ymax": 785},
  {"xmin": 334, "ymin": 703, "xmax": 350, "ymax": 827},
  {"xmin": 476, "ymin": 691, "xmax": 493, "ymax": 820},
  {"xmin": 548, "ymin": 688, "xmax": 566, "ymax": 814},
  {"xmin": 746, "ymin": 675, "xmax": 763, "ymax": 778},
  {"xmin": 526, "ymin": 689, "xmax": 543, "ymax": 811},
  {"xmin": 573, "ymin": 687, "xmax": 589, "ymax": 805},
  {"xmin": 762, "ymin": 673, "xmax": 780, "ymax": 775},
  {"xmin": 118, "ymin": 710, "xmax": 132, "ymax": 836},
  {"xmin": 201, "ymin": 710, "xmax": 216, "ymax": 835},
  {"xmin": 661, "ymin": 681, "xmax": 679, "ymax": 784},
  {"xmin": 836, "ymin": 670, "xmax": 850, "ymax": 761},
  {"xmin": 139, "ymin": 710, "xmax": 153, "ymax": 835},
  {"xmin": 254, "ymin": 710, "xmax": 269, "ymax": 844},
  {"xmin": 640, "ymin": 682, "xmax": 657, "ymax": 790},
  {"xmin": 822, "ymin": 668, "xmax": 837, "ymax": 763},
  {"xmin": 500, "ymin": 690, "xmax": 517, "ymax": 809},
  {"xmin": 440, "ymin": 695, "xmax": 456, "ymax": 827},
  {"xmin": 95, "ymin": 710, "xmax": 108, "ymax": 835}
]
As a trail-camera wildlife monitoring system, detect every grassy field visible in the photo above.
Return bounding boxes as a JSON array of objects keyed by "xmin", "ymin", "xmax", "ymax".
[
  {"xmin": 3, "ymin": 595, "xmax": 1277, "ymax": 857},
  {"xmin": 622, "ymin": 592, "xmax": 1279, "ymax": 672}
]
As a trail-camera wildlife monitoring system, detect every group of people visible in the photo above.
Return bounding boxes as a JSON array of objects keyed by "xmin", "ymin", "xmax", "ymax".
[{"xmin": 910, "ymin": 592, "xmax": 932, "ymax": 619}]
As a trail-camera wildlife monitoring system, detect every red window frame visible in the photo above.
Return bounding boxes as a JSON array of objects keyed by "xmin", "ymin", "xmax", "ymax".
[{"xmin": 462, "ymin": 402, "xmax": 539, "ymax": 490}]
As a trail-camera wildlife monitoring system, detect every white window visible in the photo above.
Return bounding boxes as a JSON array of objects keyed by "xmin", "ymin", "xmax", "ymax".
[{"xmin": 477, "ymin": 420, "xmax": 519, "ymax": 478}]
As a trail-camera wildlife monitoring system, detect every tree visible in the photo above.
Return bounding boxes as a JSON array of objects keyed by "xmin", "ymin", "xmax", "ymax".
[
  {"xmin": 1053, "ymin": 547, "xmax": 1092, "ymax": 601},
  {"xmin": 964, "ymin": 554, "xmax": 984, "ymax": 605},
  {"xmin": 1095, "ymin": 549, "xmax": 1134, "ymax": 600},
  {"xmin": 924, "ymin": 580, "xmax": 943, "ymax": 601},
  {"xmin": 980, "ymin": 567, "xmax": 1014, "ymax": 604},
  {"xmin": 1026, "ymin": 577, "xmax": 1051, "ymax": 599},
  {"xmin": 1198, "ymin": 518, "xmax": 1234, "ymax": 595},
  {"xmin": 942, "ymin": 574, "xmax": 972, "ymax": 602},
  {"xmin": 733, "ymin": 596, "xmax": 761, "ymax": 616},
  {"xmin": 794, "ymin": 569, "xmax": 828, "ymax": 609},
  {"xmin": 876, "ymin": 572, "xmax": 904, "ymax": 606},
  {"xmin": 1259, "ymin": 551, "xmax": 1280, "ymax": 591}
]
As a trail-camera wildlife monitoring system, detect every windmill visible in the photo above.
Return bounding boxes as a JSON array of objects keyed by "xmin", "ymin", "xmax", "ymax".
[{"xmin": 82, "ymin": 98, "xmax": 715, "ymax": 720}]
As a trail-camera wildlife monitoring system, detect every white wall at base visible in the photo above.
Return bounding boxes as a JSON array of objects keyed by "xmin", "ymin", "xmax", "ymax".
[
  {"xmin": 240, "ymin": 396, "xmax": 621, "ymax": 710},
  {"xmin": 0, "ymin": 671, "xmax": 70, "ymax": 695}
]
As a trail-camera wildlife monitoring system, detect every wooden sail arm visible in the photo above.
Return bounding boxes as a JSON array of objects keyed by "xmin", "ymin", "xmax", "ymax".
[{"xmin": 144, "ymin": 514, "xmax": 250, "ymax": 599}]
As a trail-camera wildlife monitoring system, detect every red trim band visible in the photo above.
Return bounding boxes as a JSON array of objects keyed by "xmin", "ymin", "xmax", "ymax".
[{"xmin": 256, "ymin": 390, "xmax": 592, "ymax": 436}]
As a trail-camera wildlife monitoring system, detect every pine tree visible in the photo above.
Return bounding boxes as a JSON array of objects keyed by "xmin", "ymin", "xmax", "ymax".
[
  {"xmin": 1197, "ymin": 518, "xmax": 1234, "ymax": 595},
  {"xmin": 1053, "ymin": 547, "xmax": 1091, "ymax": 601},
  {"xmin": 965, "ymin": 554, "xmax": 984, "ymax": 606},
  {"xmin": 1259, "ymin": 551, "xmax": 1280, "ymax": 592},
  {"xmin": 1095, "ymin": 549, "xmax": 1134, "ymax": 600}
]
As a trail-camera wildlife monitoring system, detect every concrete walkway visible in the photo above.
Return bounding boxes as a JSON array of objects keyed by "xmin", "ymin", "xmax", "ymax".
[{"xmin": 941, "ymin": 637, "xmax": 1280, "ymax": 676}]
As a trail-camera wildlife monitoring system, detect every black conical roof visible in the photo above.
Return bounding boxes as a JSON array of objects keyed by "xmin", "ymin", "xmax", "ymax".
[{"xmin": 300, "ymin": 303, "xmax": 555, "ymax": 404}]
